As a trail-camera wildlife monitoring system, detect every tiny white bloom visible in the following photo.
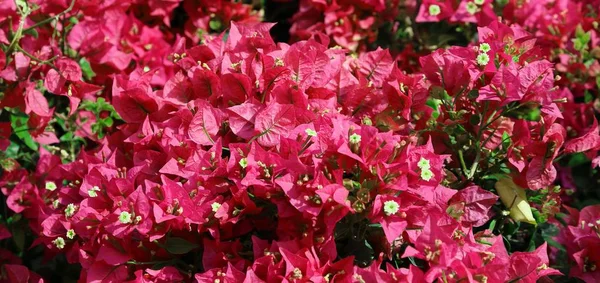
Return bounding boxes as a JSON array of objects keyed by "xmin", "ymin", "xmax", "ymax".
[
  {"xmin": 239, "ymin": 158, "xmax": 248, "ymax": 168},
  {"xmin": 417, "ymin": 157, "xmax": 431, "ymax": 170},
  {"xmin": 275, "ymin": 58, "xmax": 284, "ymax": 67},
  {"xmin": 466, "ymin": 2, "xmax": 478, "ymax": 15},
  {"xmin": 52, "ymin": 199, "xmax": 60, "ymax": 209},
  {"xmin": 291, "ymin": 267, "xmax": 303, "ymax": 279},
  {"xmin": 474, "ymin": 0, "xmax": 485, "ymax": 5},
  {"xmin": 383, "ymin": 200, "xmax": 400, "ymax": 216},
  {"xmin": 479, "ymin": 43, "xmax": 491, "ymax": 53},
  {"xmin": 88, "ymin": 186, "xmax": 100, "ymax": 197},
  {"xmin": 64, "ymin": 203, "xmax": 76, "ymax": 217},
  {"xmin": 211, "ymin": 202, "xmax": 221, "ymax": 213},
  {"xmin": 349, "ymin": 133, "xmax": 362, "ymax": 144},
  {"xmin": 421, "ymin": 169, "xmax": 435, "ymax": 181},
  {"xmin": 135, "ymin": 215, "xmax": 142, "ymax": 223},
  {"xmin": 429, "ymin": 4, "xmax": 441, "ymax": 16},
  {"xmin": 119, "ymin": 211, "xmax": 132, "ymax": 224},
  {"xmin": 45, "ymin": 181, "xmax": 57, "ymax": 191},
  {"xmin": 476, "ymin": 53, "xmax": 490, "ymax": 66},
  {"xmin": 53, "ymin": 237, "xmax": 66, "ymax": 249},
  {"xmin": 305, "ymin": 128, "xmax": 317, "ymax": 137},
  {"xmin": 66, "ymin": 229, "xmax": 76, "ymax": 239}
]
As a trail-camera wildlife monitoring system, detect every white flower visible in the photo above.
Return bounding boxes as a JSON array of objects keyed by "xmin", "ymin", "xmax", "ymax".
[
  {"xmin": 66, "ymin": 229, "xmax": 76, "ymax": 239},
  {"xmin": 466, "ymin": 2, "xmax": 478, "ymax": 15},
  {"xmin": 64, "ymin": 203, "xmax": 76, "ymax": 217},
  {"xmin": 45, "ymin": 181, "xmax": 57, "ymax": 191},
  {"xmin": 349, "ymin": 133, "xmax": 362, "ymax": 144},
  {"xmin": 305, "ymin": 128, "xmax": 317, "ymax": 137},
  {"xmin": 239, "ymin": 158, "xmax": 248, "ymax": 168},
  {"xmin": 275, "ymin": 58, "xmax": 284, "ymax": 67},
  {"xmin": 291, "ymin": 267, "xmax": 303, "ymax": 279},
  {"xmin": 88, "ymin": 186, "xmax": 100, "ymax": 197},
  {"xmin": 417, "ymin": 157, "xmax": 431, "ymax": 170},
  {"xmin": 53, "ymin": 237, "xmax": 66, "ymax": 249},
  {"xmin": 383, "ymin": 200, "xmax": 400, "ymax": 216},
  {"xmin": 474, "ymin": 0, "xmax": 485, "ymax": 5},
  {"xmin": 429, "ymin": 4, "xmax": 441, "ymax": 16},
  {"xmin": 421, "ymin": 169, "xmax": 435, "ymax": 181},
  {"xmin": 479, "ymin": 43, "xmax": 491, "ymax": 53},
  {"xmin": 211, "ymin": 202, "xmax": 222, "ymax": 213},
  {"xmin": 476, "ymin": 53, "xmax": 490, "ymax": 66},
  {"xmin": 119, "ymin": 211, "xmax": 132, "ymax": 224}
]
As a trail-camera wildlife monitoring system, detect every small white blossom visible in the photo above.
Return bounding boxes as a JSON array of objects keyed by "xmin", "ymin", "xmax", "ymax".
[
  {"xmin": 466, "ymin": 2, "xmax": 478, "ymax": 15},
  {"xmin": 53, "ymin": 237, "xmax": 66, "ymax": 249},
  {"xmin": 64, "ymin": 203, "xmax": 76, "ymax": 217},
  {"xmin": 305, "ymin": 128, "xmax": 317, "ymax": 137},
  {"xmin": 421, "ymin": 169, "xmax": 435, "ymax": 181},
  {"xmin": 88, "ymin": 186, "xmax": 100, "ymax": 197},
  {"xmin": 417, "ymin": 157, "xmax": 431, "ymax": 170},
  {"xmin": 479, "ymin": 43, "xmax": 491, "ymax": 53},
  {"xmin": 45, "ymin": 181, "xmax": 57, "ymax": 191},
  {"xmin": 119, "ymin": 211, "xmax": 132, "ymax": 224},
  {"xmin": 239, "ymin": 158, "xmax": 248, "ymax": 168},
  {"xmin": 66, "ymin": 229, "xmax": 76, "ymax": 239},
  {"xmin": 429, "ymin": 4, "xmax": 441, "ymax": 16},
  {"xmin": 349, "ymin": 133, "xmax": 362, "ymax": 144},
  {"xmin": 211, "ymin": 202, "xmax": 222, "ymax": 213},
  {"xmin": 476, "ymin": 53, "xmax": 490, "ymax": 66},
  {"xmin": 383, "ymin": 200, "xmax": 400, "ymax": 216}
]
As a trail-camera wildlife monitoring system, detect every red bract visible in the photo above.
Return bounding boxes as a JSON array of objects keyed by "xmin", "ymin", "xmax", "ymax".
[{"xmin": 0, "ymin": 0, "xmax": 598, "ymax": 281}]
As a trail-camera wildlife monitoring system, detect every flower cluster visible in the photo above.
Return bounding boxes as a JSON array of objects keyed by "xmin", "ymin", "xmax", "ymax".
[
  {"xmin": 558, "ymin": 205, "xmax": 600, "ymax": 282},
  {"xmin": 1, "ymin": 0, "xmax": 599, "ymax": 282}
]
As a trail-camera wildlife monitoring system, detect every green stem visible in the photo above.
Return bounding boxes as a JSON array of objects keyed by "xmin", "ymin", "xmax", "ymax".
[
  {"xmin": 6, "ymin": 13, "xmax": 27, "ymax": 56},
  {"xmin": 23, "ymin": 0, "xmax": 76, "ymax": 33},
  {"xmin": 15, "ymin": 45, "xmax": 58, "ymax": 66},
  {"xmin": 458, "ymin": 149, "xmax": 469, "ymax": 177}
]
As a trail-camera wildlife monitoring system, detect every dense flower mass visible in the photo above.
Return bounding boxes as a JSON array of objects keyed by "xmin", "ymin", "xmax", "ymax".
[{"xmin": 0, "ymin": 0, "xmax": 599, "ymax": 282}]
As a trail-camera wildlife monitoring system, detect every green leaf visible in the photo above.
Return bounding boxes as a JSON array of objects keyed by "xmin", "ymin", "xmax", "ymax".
[
  {"xmin": 568, "ymin": 152, "xmax": 590, "ymax": 167},
  {"xmin": 23, "ymin": 28, "xmax": 39, "ymax": 39},
  {"xmin": 151, "ymin": 259, "xmax": 178, "ymax": 270},
  {"xmin": 469, "ymin": 114, "xmax": 481, "ymax": 126},
  {"xmin": 10, "ymin": 115, "xmax": 38, "ymax": 151},
  {"xmin": 164, "ymin": 237, "xmax": 199, "ymax": 255},
  {"xmin": 426, "ymin": 98, "xmax": 442, "ymax": 119},
  {"xmin": 4, "ymin": 142, "xmax": 21, "ymax": 159},
  {"xmin": 11, "ymin": 227, "xmax": 25, "ymax": 252},
  {"xmin": 572, "ymin": 30, "xmax": 591, "ymax": 51},
  {"xmin": 79, "ymin": 58, "xmax": 96, "ymax": 80},
  {"xmin": 489, "ymin": 219, "xmax": 497, "ymax": 232},
  {"xmin": 502, "ymin": 131, "xmax": 512, "ymax": 149},
  {"xmin": 102, "ymin": 117, "xmax": 114, "ymax": 127},
  {"xmin": 468, "ymin": 89, "xmax": 479, "ymax": 99},
  {"xmin": 209, "ymin": 19, "xmax": 222, "ymax": 32},
  {"xmin": 60, "ymin": 131, "xmax": 74, "ymax": 142}
]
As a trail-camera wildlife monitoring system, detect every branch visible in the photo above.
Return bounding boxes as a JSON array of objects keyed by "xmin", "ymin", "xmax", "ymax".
[{"xmin": 23, "ymin": 0, "xmax": 76, "ymax": 33}]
